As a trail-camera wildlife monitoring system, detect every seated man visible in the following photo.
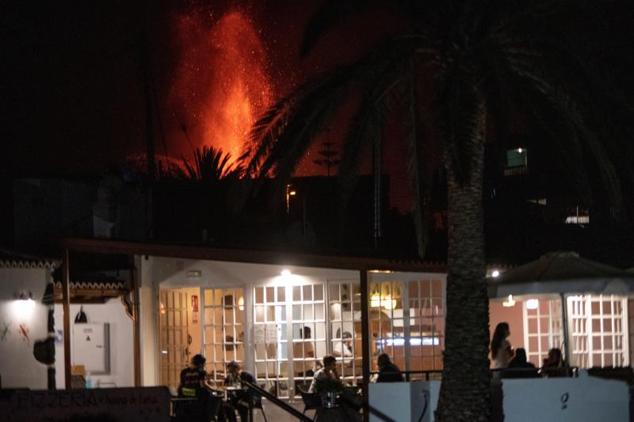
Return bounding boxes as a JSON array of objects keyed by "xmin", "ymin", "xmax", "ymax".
[
  {"xmin": 376, "ymin": 353, "xmax": 404, "ymax": 382},
  {"xmin": 505, "ymin": 348, "xmax": 538, "ymax": 378},
  {"xmin": 178, "ymin": 354, "xmax": 218, "ymax": 421},
  {"xmin": 178, "ymin": 354, "xmax": 210, "ymax": 397},
  {"xmin": 309, "ymin": 355, "xmax": 339, "ymax": 393},
  {"xmin": 223, "ymin": 361, "xmax": 257, "ymax": 422}
]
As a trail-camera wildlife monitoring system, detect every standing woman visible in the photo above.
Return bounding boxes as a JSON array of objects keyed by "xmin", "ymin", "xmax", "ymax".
[{"xmin": 490, "ymin": 322, "xmax": 513, "ymax": 369}]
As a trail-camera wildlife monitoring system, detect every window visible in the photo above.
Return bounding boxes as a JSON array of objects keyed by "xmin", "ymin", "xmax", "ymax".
[
  {"xmin": 254, "ymin": 285, "xmax": 289, "ymax": 397},
  {"xmin": 328, "ymin": 281, "xmax": 363, "ymax": 385},
  {"xmin": 504, "ymin": 148, "xmax": 528, "ymax": 176},
  {"xmin": 252, "ymin": 280, "xmax": 361, "ymax": 398},
  {"xmin": 568, "ymin": 295, "xmax": 629, "ymax": 367},
  {"xmin": 369, "ymin": 278, "xmax": 445, "ymax": 379},
  {"xmin": 564, "ymin": 206, "xmax": 590, "ymax": 225},
  {"xmin": 523, "ymin": 298, "xmax": 563, "ymax": 366},
  {"xmin": 202, "ymin": 288, "xmax": 245, "ymax": 383}
]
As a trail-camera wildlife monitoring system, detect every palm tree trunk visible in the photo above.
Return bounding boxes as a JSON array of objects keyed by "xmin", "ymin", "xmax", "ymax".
[{"xmin": 436, "ymin": 101, "xmax": 490, "ymax": 421}]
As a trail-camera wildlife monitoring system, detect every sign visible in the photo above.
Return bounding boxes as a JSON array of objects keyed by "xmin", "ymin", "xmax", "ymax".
[
  {"xmin": 0, "ymin": 387, "xmax": 171, "ymax": 422},
  {"xmin": 191, "ymin": 295, "xmax": 199, "ymax": 324}
]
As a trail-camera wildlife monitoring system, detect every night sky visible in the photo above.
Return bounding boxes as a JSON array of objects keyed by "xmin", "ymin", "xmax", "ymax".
[
  {"xmin": 2, "ymin": 1, "xmax": 633, "ymax": 213},
  {"xmin": 1, "ymin": 1, "xmax": 381, "ymax": 171}
]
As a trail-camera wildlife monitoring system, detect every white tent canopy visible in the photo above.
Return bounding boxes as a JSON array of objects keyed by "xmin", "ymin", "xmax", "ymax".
[
  {"xmin": 488, "ymin": 251, "xmax": 634, "ymax": 366},
  {"xmin": 488, "ymin": 251, "xmax": 634, "ymax": 297}
]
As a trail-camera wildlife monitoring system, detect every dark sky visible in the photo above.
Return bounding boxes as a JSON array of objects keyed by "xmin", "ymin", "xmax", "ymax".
[{"xmin": 2, "ymin": 0, "xmax": 632, "ymax": 210}]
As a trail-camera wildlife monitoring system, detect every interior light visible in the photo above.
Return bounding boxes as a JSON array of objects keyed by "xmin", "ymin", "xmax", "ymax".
[
  {"xmin": 502, "ymin": 295, "xmax": 516, "ymax": 307},
  {"xmin": 526, "ymin": 299, "xmax": 539, "ymax": 310},
  {"xmin": 491, "ymin": 270, "xmax": 500, "ymax": 278},
  {"xmin": 517, "ymin": 148, "xmax": 523, "ymax": 154},
  {"xmin": 289, "ymin": 191, "xmax": 297, "ymax": 196},
  {"xmin": 370, "ymin": 294, "xmax": 381, "ymax": 308},
  {"xmin": 280, "ymin": 269, "xmax": 291, "ymax": 277},
  {"xmin": 11, "ymin": 298, "xmax": 35, "ymax": 321},
  {"xmin": 238, "ymin": 296, "xmax": 244, "ymax": 311}
]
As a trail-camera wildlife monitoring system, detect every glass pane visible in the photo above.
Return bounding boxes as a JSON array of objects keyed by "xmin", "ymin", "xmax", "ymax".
[
  {"xmin": 315, "ymin": 304, "xmax": 324, "ymax": 320},
  {"xmin": 266, "ymin": 287, "xmax": 275, "ymax": 303},
  {"xmin": 255, "ymin": 287, "xmax": 264, "ymax": 304},
  {"xmin": 277, "ymin": 286, "xmax": 286, "ymax": 302},
  {"xmin": 293, "ymin": 305, "xmax": 301, "ymax": 320},
  {"xmin": 329, "ymin": 284, "xmax": 339, "ymax": 301},
  {"xmin": 314, "ymin": 285, "xmax": 324, "ymax": 301},
  {"xmin": 303, "ymin": 285, "xmax": 312, "ymax": 301},
  {"xmin": 293, "ymin": 286, "xmax": 301, "ymax": 302},
  {"xmin": 303, "ymin": 304, "xmax": 314, "ymax": 320}
]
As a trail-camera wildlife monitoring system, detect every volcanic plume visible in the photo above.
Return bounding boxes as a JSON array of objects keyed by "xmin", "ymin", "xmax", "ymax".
[{"xmin": 169, "ymin": 8, "xmax": 273, "ymax": 163}]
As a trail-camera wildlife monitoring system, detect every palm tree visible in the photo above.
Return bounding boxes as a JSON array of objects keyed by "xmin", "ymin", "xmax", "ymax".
[
  {"xmin": 171, "ymin": 145, "xmax": 243, "ymax": 183},
  {"xmin": 245, "ymin": 1, "xmax": 632, "ymax": 420}
]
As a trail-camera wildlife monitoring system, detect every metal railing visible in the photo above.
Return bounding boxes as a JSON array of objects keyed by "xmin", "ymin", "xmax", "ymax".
[{"xmin": 242, "ymin": 380, "xmax": 313, "ymax": 422}]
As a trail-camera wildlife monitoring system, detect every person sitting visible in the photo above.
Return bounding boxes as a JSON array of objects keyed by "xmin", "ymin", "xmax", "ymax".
[
  {"xmin": 541, "ymin": 348, "xmax": 567, "ymax": 377},
  {"xmin": 332, "ymin": 332, "xmax": 354, "ymax": 357},
  {"xmin": 504, "ymin": 348, "xmax": 538, "ymax": 378},
  {"xmin": 223, "ymin": 361, "xmax": 257, "ymax": 422},
  {"xmin": 178, "ymin": 354, "xmax": 209, "ymax": 398},
  {"xmin": 177, "ymin": 354, "xmax": 217, "ymax": 421},
  {"xmin": 309, "ymin": 355, "xmax": 340, "ymax": 393},
  {"xmin": 376, "ymin": 353, "xmax": 404, "ymax": 382}
]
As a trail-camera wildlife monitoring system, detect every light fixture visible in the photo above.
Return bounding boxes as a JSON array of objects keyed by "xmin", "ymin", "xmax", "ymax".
[
  {"xmin": 15, "ymin": 290, "xmax": 33, "ymax": 301},
  {"xmin": 502, "ymin": 295, "xmax": 516, "ymax": 307},
  {"xmin": 12, "ymin": 290, "xmax": 35, "ymax": 320},
  {"xmin": 517, "ymin": 148, "xmax": 523, "ymax": 154},
  {"xmin": 238, "ymin": 296, "xmax": 244, "ymax": 311},
  {"xmin": 370, "ymin": 294, "xmax": 381, "ymax": 308},
  {"xmin": 491, "ymin": 270, "xmax": 500, "ymax": 278},
  {"xmin": 526, "ymin": 298, "xmax": 539, "ymax": 310},
  {"xmin": 280, "ymin": 269, "xmax": 291, "ymax": 277}
]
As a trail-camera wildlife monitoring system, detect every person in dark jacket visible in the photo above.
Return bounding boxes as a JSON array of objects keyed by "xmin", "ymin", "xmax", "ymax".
[
  {"xmin": 178, "ymin": 354, "xmax": 209, "ymax": 397},
  {"xmin": 504, "ymin": 348, "xmax": 538, "ymax": 378},
  {"xmin": 178, "ymin": 354, "xmax": 217, "ymax": 422},
  {"xmin": 376, "ymin": 353, "xmax": 404, "ymax": 382}
]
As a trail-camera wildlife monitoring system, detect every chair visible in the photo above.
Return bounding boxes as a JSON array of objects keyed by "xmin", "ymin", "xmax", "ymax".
[
  {"xmin": 300, "ymin": 391, "xmax": 321, "ymax": 421},
  {"xmin": 252, "ymin": 396, "xmax": 268, "ymax": 422}
]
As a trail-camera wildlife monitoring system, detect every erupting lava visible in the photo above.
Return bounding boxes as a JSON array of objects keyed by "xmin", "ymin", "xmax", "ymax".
[{"xmin": 170, "ymin": 9, "xmax": 273, "ymax": 163}]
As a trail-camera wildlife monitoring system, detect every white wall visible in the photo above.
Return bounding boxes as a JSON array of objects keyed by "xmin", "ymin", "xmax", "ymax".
[
  {"xmin": 370, "ymin": 377, "xmax": 629, "ymax": 422},
  {"xmin": 54, "ymin": 299, "xmax": 134, "ymax": 388},
  {"xmin": 0, "ymin": 267, "xmax": 50, "ymax": 389}
]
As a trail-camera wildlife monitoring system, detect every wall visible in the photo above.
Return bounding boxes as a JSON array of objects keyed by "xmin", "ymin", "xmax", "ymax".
[
  {"xmin": 54, "ymin": 299, "xmax": 134, "ymax": 388},
  {"xmin": 370, "ymin": 377, "xmax": 629, "ymax": 422},
  {"xmin": 0, "ymin": 267, "xmax": 49, "ymax": 388}
]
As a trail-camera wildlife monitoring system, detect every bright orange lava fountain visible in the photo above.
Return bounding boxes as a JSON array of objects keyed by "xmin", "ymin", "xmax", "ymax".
[{"xmin": 170, "ymin": 10, "xmax": 273, "ymax": 163}]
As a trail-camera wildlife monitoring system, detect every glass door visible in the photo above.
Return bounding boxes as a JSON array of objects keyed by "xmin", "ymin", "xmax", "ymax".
[
  {"xmin": 159, "ymin": 289, "xmax": 190, "ymax": 389},
  {"xmin": 202, "ymin": 288, "xmax": 245, "ymax": 384}
]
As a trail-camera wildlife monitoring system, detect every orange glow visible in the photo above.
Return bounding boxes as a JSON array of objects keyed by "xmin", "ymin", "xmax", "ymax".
[{"xmin": 170, "ymin": 10, "xmax": 273, "ymax": 163}]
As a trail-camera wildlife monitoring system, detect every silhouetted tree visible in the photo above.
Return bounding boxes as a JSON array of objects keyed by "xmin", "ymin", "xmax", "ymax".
[{"xmin": 245, "ymin": 1, "xmax": 633, "ymax": 420}]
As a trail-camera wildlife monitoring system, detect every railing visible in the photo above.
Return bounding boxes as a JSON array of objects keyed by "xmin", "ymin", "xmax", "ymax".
[
  {"xmin": 243, "ymin": 381, "xmax": 398, "ymax": 422},
  {"xmin": 369, "ymin": 370, "xmax": 443, "ymax": 381},
  {"xmin": 370, "ymin": 367, "xmax": 580, "ymax": 381},
  {"xmin": 242, "ymin": 380, "xmax": 313, "ymax": 422}
]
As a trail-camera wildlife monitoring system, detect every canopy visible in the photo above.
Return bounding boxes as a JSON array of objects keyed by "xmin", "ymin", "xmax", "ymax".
[
  {"xmin": 488, "ymin": 251, "xmax": 634, "ymax": 365},
  {"xmin": 488, "ymin": 251, "xmax": 634, "ymax": 298}
]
